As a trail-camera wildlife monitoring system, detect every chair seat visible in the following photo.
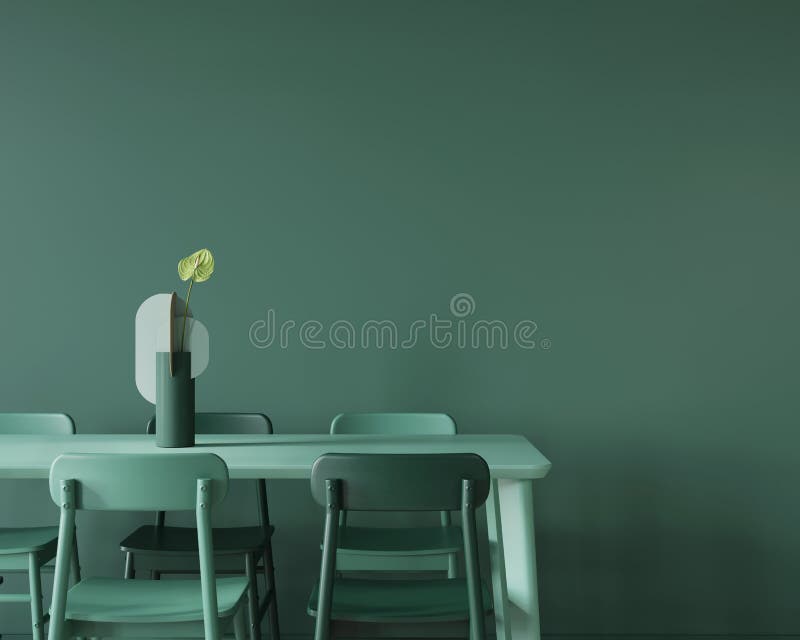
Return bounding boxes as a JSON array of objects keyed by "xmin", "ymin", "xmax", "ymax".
[
  {"xmin": 120, "ymin": 525, "xmax": 274, "ymax": 556},
  {"xmin": 307, "ymin": 577, "xmax": 493, "ymax": 623},
  {"xmin": 62, "ymin": 576, "xmax": 248, "ymax": 623},
  {"xmin": 0, "ymin": 527, "xmax": 59, "ymax": 554},
  {"xmin": 336, "ymin": 525, "xmax": 463, "ymax": 556}
]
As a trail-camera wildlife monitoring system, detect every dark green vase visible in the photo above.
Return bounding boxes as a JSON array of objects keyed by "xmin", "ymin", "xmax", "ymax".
[{"xmin": 155, "ymin": 351, "xmax": 195, "ymax": 448}]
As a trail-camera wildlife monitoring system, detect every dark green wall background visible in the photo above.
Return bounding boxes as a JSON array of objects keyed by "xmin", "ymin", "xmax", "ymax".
[{"xmin": 1, "ymin": 1, "xmax": 798, "ymax": 637}]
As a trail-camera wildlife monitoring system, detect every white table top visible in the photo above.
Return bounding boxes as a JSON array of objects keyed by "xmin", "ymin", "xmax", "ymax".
[{"xmin": 0, "ymin": 434, "xmax": 551, "ymax": 481}]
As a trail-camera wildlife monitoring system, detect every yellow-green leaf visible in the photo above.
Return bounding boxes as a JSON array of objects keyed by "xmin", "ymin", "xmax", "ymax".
[{"xmin": 178, "ymin": 249, "xmax": 215, "ymax": 283}]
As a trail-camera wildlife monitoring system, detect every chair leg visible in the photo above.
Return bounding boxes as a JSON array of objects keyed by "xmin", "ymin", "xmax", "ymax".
[
  {"xmin": 124, "ymin": 552, "xmax": 135, "ymax": 579},
  {"xmin": 448, "ymin": 551, "xmax": 459, "ymax": 578},
  {"xmin": 70, "ymin": 531, "xmax": 81, "ymax": 584},
  {"xmin": 262, "ymin": 542, "xmax": 280, "ymax": 639},
  {"xmin": 245, "ymin": 553, "xmax": 261, "ymax": 640},
  {"xmin": 151, "ymin": 570, "xmax": 161, "ymax": 580},
  {"xmin": 28, "ymin": 553, "xmax": 45, "ymax": 640},
  {"xmin": 233, "ymin": 605, "xmax": 248, "ymax": 640}
]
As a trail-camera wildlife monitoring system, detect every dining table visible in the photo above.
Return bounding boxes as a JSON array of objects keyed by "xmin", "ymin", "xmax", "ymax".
[{"xmin": 0, "ymin": 432, "xmax": 552, "ymax": 640}]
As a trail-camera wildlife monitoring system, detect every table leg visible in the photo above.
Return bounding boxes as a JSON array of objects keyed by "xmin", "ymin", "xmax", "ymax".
[{"xmin": 486, "ymin": 478, "xmax": 542, "ymax": 640}]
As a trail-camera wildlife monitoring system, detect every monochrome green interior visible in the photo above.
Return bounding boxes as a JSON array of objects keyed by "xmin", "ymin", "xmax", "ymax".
[{"xmin": 1, "ymin": 1, "xmax": 798, "ymax": 638}]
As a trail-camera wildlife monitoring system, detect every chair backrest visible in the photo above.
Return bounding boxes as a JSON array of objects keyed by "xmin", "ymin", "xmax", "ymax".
[
  {"xmin": 331, "ymin": 413, "xmax": 456, "ymax": 435},
  {"xmin": 0, "ymin": 412, "xmax": 75, "ymax": 435},
  {"xmin": 311, "ymin": 453, "xmax": 489, "ymax": 511},
  {"xmin": 147, "ymin": 412, "xmax": 273, "ymax": 435},
  {"xmin": 49, "ymin": 453, "xmax": 229, "ymax": 511}
]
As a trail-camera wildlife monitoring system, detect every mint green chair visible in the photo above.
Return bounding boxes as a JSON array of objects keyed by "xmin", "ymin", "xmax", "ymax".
[
  {"xmin": 330, "ymin": 413, "xmax": 461, "ymax": 577},
  {"xmin": 120, "ymin": 413, "xmax": 280, "ymax": 640},
  {"xmin": 308, "ymin": 453, "xmax": 492, "ymax": 640},
  {"xmin": 47, "ymin": 453, "xmax": 248, "ymax": 640},
  {"xmin": 0, "ymin": 413, "xmax": 80, "ymax": 640}
]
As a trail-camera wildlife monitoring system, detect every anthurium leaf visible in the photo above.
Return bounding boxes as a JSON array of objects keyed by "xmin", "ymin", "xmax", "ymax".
[{"xmin": 178, "ymin": 248, "xmax": 214, "ymax": 282}]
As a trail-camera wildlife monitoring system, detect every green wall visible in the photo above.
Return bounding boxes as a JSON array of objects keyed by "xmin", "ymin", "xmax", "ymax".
[{"xmin": 1, "ymin": 1, "xmax": 799, "ymax": 637}]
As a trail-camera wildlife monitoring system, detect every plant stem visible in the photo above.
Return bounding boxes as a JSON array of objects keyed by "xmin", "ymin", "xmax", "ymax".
[{"xmin": 180, "ymin": 278, "xmax": 194, "ymax": 352}]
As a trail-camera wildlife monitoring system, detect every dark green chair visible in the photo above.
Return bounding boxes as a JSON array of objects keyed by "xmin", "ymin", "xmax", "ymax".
[
  {"xmin": 330, "ymin": 413, "xmax": 462, "ymax": 577},
  {"xmin": 120, "ymin": 413, "xmax": 280, "ymax": 640},
  {"xmin": 48, "ymin": 452, "xmax": 248, "ymax": 640},
  {"xmin": 0, "ymin": 413, "xmax": 80, "ymax": 640},
  {"xmin": 307, "ymin": 453, "xmax": 493, "ymax": 640}
]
